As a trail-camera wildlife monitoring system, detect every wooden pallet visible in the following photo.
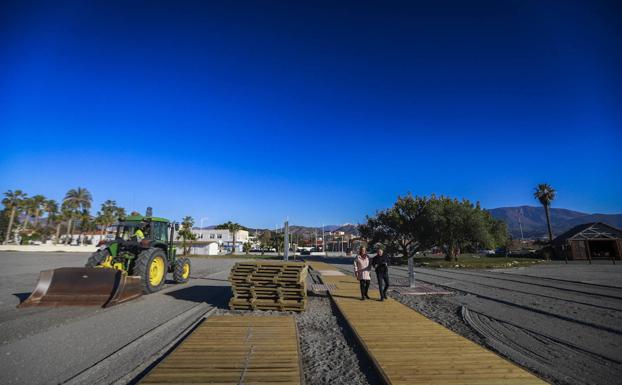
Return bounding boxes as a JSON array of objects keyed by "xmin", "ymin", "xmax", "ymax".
[
  {"xmin": 141, "ymin": 315, "xmax": 302, "ymax": 384},
  {"xmin": 307, "ymin": 261, "xmax": 548, "ymax": 385},
  {"xmin": 229, "ymin": 261, "xmax": 308, "ymax": 312}
]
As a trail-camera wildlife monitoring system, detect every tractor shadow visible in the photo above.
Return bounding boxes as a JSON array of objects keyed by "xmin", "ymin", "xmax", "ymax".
[{"xmin": 164, "ymin": 285, "xmax": 231, "ymax": 309}]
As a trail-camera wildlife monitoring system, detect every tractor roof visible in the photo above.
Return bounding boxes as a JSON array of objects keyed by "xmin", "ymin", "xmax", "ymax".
[{"xmin": 124, "ymin": 214, "xmax": 170, "ymax": 223}]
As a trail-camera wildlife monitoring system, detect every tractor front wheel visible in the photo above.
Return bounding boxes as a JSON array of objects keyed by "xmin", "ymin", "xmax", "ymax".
[
  {"xmin": 134, "ymin": 248, "xmax": 168, "ymax": 293},
  {"xmin": 173, "ymin": 257, "xmax": 191, "ymax": 283},
  {"xmin": 86, "ymin": 249, "xmax": 109, "ymax": 267}
]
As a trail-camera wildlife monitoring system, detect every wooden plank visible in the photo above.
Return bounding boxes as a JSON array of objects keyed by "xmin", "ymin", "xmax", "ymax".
[
  {"xmin": 307, "ymin": 261, "xmax": 549, "ymax": 385},
  {"xmin": 141, "ymin": 315, "xmax": 302, "ymax": 384}
]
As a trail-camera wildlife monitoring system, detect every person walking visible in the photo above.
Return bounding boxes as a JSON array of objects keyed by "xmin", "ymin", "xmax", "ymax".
[
  {"xmin": 372, "ymin": 248, "xmax": 390, "ymax": 301},
  {"xmin": 353, "ymin": 247, "xmax": 372, "ymax": 300}
]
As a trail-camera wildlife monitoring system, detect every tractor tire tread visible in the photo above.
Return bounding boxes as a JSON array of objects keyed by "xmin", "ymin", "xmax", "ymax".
[
  {"xmin": 86, "ymin": 249, "xmax": 109, "ymax": 268},
  {"xmin": 173, "ymin": 257, "xmax": 191, "ymax": 283},
  {"xmin": 134, "ymin": 248, "xmax": 168, "ymax": 294}
]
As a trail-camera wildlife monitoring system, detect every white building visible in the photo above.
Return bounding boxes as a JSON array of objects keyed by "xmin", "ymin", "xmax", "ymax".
[{"xmin": 174, "ymin": 228, "xmax": 250, "ymax": 254}]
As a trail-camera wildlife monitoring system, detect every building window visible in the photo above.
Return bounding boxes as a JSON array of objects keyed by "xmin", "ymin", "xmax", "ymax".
[
  {"xmin": 217, "ymin": 234, "xmax": 222, "ymax": 239},
  {"xmin": 210, "ymin": 234, "xmax": 215, "ymax": 239}
]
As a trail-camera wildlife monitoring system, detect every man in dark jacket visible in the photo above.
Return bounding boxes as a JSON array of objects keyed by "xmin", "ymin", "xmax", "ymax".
[{"xmin": 372, "ymin": 248, "xmax": 390, "ymax": 301}]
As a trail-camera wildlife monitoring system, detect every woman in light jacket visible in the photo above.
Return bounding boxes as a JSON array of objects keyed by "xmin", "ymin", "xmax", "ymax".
[{"xmin": 354, "ymin": 247, "xmax": 372, "ymax": 300}]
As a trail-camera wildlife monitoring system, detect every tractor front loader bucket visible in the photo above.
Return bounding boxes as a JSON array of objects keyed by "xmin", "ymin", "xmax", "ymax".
[{"xmin": 18, "ymin": 267, "xmax": 142, "ymax": 308}]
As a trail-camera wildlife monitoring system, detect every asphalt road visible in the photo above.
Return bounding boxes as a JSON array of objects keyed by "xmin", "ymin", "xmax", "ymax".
[
  {"xmin": 0, "ymin": 252, "xmax": 239, "ymax": 385},
  {"xmin": 324, "ymin": 257, "xmax": 622, "ymax": 385}
]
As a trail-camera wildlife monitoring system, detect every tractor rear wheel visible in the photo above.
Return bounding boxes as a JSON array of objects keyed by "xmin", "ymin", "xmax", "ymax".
[
  {"xmin": 134, "ymin": 248, "xmax": 168, "ymax": 293},
  {"xmin": 173, "ymin": 257, "xmax": 191, "ymax": 283},
  {"xmin": 86, "ymin": 249, "xmax": 109, "ymax": 267}
]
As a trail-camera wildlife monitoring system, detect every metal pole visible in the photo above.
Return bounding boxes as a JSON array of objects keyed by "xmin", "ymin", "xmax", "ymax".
[
  {"xmin": 322, "ymin": 224, "xmax": 326, "ymax": 257},
  {"xmin": 284, "ymin": 220, "xmax": 289, "ymax": 261},
  {"xmin": 518, "ymin": 209, "xmax": 524, "ymax": 242},
  {"xmin": 408, "ymin": 257, "xmax": 415, "ymax": 288}
]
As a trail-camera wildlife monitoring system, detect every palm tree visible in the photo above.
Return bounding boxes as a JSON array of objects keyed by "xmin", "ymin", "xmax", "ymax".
[
  {"xmin": 95, "ymin": 200, "xmax": 124, "ymax": 235},
  {"xmin": 30, "ymin": 195, "xmax": 46, "ymax": 226},
  {"xmin": 534, "ymin": 183, "xmax": 556, "ymax": 243},
  {"xmin": 56, "ymin": 208, "xmax": 73, "ymax": 245},
  {"xmin": 62, "ymin": 187, "xmax": 92, "ymax": 244},
  {"xmin": 44, "ymin": 200, "xmax": 59, "ymax": 243},
  {"xmin": 177, "ymin": 216, "xmax": 197, "ymax": 255},
  {"xmin": 61, "ymin": 202, "xmax": 76, "ymax": 244},
  {"xmin": 2, "ymin": 190, "xmax": 27, "ymax": 244},
  {"xmin": 225, "ymin": 221, "xmax": 243, "ymax": 254},
  {"xmin": 78, "ymin": 209, "xmax": 94, "ymax": 244},
  {"xmin": 21, "ymin": 197, "xmax": 35, "ymax": 229}
]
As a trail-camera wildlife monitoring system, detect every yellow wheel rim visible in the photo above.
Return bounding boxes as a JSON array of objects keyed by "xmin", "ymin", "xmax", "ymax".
[
  {"xmin": 182, "ymin": 262, "xmax": 190, "ymax": 279},
  {"xmin": 149, "ymin": 257, "xmax": 165, "ymax": 286}
]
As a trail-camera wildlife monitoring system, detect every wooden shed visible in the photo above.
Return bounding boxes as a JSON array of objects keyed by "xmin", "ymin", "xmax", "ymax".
[{"xmin": 552, "ymin": 222, "xmax": 622, "ymax": 261}]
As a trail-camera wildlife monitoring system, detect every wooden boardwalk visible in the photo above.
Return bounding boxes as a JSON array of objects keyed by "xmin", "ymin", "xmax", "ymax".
[
  {"xmin": 142, "ymin": 315, "xmax": 302, "ymax": 385},
  {"xmin": 308, "ymin": 261, "xmax": 548, "ymax": 385}
]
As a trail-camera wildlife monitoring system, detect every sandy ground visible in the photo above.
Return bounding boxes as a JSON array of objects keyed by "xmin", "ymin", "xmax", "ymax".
[{"xmin": 321, "ymin": 256, "xmax": 622, "ymax": 385}]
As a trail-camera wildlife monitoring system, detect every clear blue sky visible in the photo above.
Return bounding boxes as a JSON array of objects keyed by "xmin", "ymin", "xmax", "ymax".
[{"xmin": 1, "ymin": 0, "xmax": 621, "ymax": 227}]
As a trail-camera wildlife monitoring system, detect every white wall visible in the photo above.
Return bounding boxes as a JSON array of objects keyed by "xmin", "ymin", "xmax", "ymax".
[{"xmin": 0, "ymin": 245, "xmax": 97, "ymax": 252}]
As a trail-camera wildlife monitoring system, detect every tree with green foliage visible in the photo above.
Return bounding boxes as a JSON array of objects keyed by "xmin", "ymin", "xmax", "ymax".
[
  {"xmin": 243, "ymin": 241, "xmax": 252, "ymax": 255},
  {"xmin": 29, "ymin": 195, "xmax": 46, "ymax": 227},
  {"xmin": 77, "ymin": 209, "xmax": 95, "ymax": 244},
  {"xmin": 534, "ymin": 183, "xmax": 556, "ymax": 243},
  {"xmin": 360, "ymin": 194, "xmax": 508, "ymax": 262},
  {"xmin": 44, "ymin": 199, "xmax": 58, "ymax": 225},
  {"xmin": 55, "ymin": 208, "xmax": 72, "ymax": 244},
  {"xmin": 271, "ymin": 232, "xmax": 285, "ymax": 256},
  {"xmin": 60, "ymin": 202, "xmax": 77, "ymax": 244},
  {"xmin": 0, "ymin": 208, "xmax": 9, "ymax": 243},
  {"xmin": 259, "ymin": 230, "xmax": 272, "ymax": 255},
  {"xmin": 2, "ymin": 190, "xmax": 27, "ymax": 244},
  {"xmin": 95, "ymin": 200, "xmax": 125, "ymax": 236},
  {"xmin": 62, "ymin": 187, "xmax": 92, "ymax": 244},
  {"xmin": 29, "ymin": 199, "xmax": 59, "ymax": 243},
  {"xmin": 359, "ymin": 194, "xmax": 435, "ymax": 260},
  {"xmin": 217, "ymin": 221, "xmax": 243, "ymax": 254},
  {"xmin": 426, "ymin": 196, "xmax": 507, "ymax": 261},
  {"xmin": 177, "ymin": 216, "xmax": 197, "ymax": 255}
]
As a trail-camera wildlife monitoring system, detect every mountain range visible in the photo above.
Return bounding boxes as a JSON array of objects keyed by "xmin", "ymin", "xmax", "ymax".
[{"xmin": 487, "ymin": 206, "xmax": 622, "ymax": 239}]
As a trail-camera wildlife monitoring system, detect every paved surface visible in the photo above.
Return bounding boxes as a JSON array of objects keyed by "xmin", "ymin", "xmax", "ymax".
[
  {"xmin": 318, "ymin": 257, "xmax": 622, "ymax": 385},
  {"xmin": 309, "ymin": 261, "xmax": 546, "ymax": 385},
  {"xmin": 0, "ymin": 252, "xmax": 240, "ymax": 385},
  {"xmin": 143, "ymin": 315, "xmax": 302, "ymax": 384}
]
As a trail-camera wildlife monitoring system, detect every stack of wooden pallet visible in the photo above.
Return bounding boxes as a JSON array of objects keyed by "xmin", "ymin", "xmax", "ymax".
[{"xmin": 229, "ymin": 261, "xmax": 308, "ymax": 312}]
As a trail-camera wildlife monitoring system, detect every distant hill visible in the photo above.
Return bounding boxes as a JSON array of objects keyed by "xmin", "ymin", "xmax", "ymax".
[
  {"xmin": 487, "ymin": 206, "xmax": 622, "ymax": 239},
  {"xmin": 334, "ymin": 224, "xmax": 360, "ymax": 236},
  {"xmin": 196, "ymin": 207, "xmax": 622, "ymax": 241}
]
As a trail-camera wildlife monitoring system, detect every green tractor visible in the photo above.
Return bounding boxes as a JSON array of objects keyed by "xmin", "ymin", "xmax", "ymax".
[
  {"xmin": 18, "ymin": 215, "xmax": 192, "ymax": 308},
  {"xmin": 87, "ymin": 214, "xmax": 191, "ymax": 293}
]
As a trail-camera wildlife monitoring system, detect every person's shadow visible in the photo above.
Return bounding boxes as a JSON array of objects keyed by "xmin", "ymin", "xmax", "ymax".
[{"xmin": 165, "ymin": 285, "xmax": 231, "ymax": 309}]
